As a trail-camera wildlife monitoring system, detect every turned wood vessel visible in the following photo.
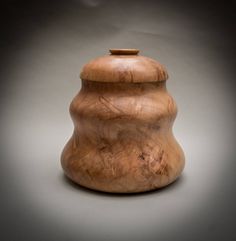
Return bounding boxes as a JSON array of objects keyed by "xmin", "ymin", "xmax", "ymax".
[{"xmin": 61, "ymin": 49, "xmax": 185, "ymax": 193}]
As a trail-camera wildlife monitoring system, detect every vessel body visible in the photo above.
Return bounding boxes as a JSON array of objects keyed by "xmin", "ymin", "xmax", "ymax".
[{"xmin": 61, "ymin": 49, "xmax": 185, "ymax": 193}]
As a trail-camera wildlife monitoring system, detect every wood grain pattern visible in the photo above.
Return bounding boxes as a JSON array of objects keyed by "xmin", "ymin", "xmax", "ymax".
[{"xmin": 61, "ymin": 49, "xmax": 185, "ymax": 193}]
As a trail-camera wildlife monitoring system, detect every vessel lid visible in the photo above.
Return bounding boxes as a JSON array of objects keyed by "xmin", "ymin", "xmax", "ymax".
[{"xmin": 80, "ymin": 49, "xmax": 168, "ymax": 83}]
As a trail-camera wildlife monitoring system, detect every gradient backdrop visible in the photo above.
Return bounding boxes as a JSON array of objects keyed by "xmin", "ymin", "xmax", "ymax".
[{"xmin": 0, "ymin": 0, "xmax": 235, "ymax": 241}]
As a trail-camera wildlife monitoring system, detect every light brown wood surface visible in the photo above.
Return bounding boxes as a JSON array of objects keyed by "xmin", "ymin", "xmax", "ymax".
[{"xmin": 61, "ymin": 49, "xmax": 185, "ymax": 193}]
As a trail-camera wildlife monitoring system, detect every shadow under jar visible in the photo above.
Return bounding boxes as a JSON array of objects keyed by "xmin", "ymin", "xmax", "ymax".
[{"xmin": 61, "ymin": 49, "xmax": 185, "ymax": 193}]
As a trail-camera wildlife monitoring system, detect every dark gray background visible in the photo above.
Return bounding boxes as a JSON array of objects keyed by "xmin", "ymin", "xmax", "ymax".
[{"xmin": 0, "ymin": 0, "xmax": 235, "ymax": 241}]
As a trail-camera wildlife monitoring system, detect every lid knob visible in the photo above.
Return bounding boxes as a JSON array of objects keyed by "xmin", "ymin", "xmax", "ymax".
[{"xmin": 109, "ymin": 49, "xmax": 139, "ymax": 55}]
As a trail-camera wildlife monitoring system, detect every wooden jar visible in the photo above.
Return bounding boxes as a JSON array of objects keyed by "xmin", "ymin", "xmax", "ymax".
[{"xmin": 61, "ymin": 49, "xmax": 185, "ymax": 193}]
